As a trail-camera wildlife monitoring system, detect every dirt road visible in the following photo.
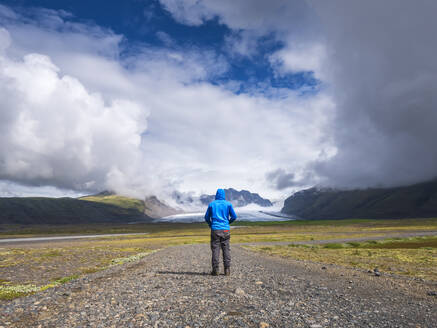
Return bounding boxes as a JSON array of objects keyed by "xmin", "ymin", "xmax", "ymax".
[{"xmin": 1, "ymin": 243, "xmax": 436, "ymax": 327}]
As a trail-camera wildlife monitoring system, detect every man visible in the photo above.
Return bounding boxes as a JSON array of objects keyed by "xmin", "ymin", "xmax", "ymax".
[{"xmin": 204, "ymin": 188, "xmax": 237, "ymax": 276}]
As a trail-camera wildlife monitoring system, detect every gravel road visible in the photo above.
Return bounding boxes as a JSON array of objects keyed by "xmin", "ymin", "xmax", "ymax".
[{"xmin": 1, "ymin": 243, "xmax": 436, "ymax": 327}]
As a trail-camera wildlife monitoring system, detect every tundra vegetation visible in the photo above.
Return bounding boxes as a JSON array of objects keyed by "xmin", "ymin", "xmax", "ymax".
[
  {"xmin": 0, "ymin": 218, "xmax": 436, "ymax": 300},
  {"xmin": 246, "ymin": 236, "xmax": 437, "ymax": 282}
]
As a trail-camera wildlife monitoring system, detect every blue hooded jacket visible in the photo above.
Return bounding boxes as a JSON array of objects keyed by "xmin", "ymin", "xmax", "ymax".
[{"xmin": 204, "ymin": 189, "xmax": 237, "ymax": 230}]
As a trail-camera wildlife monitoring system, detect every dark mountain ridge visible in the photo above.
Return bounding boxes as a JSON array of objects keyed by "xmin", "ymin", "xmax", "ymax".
[
  {"xmin": 281, "ymin": 179, "xmax": 437, "ymax": 219},
  {"xmin": 0, "ymin": 197, "xmax": 150, "ymax": 225},
  {"xmin": 0, "ymin": 192, "xmax": 180, "ymax": 225},
  {"xmin": 200, "ymin": 188, "xmax": 272, "ymax": 207}
]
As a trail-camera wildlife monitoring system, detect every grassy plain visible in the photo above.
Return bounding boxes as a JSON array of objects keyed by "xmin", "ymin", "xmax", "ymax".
[
  {"xmin": 247, "ymin": 236, "xmax": 437, "ymax": 282},
  {"xmin": 1, "ymin": 218, "xmax": 436, "ymax": 300}
]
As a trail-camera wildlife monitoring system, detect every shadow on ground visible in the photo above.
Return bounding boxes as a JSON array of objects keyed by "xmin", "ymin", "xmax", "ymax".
[{"xmin": 157, "ymin": 271, "xmax": 210, "ymax": 276}]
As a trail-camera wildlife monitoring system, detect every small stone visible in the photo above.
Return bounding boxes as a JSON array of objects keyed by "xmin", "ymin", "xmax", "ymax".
[
  {"xmin": 348, "ymin": 280, "xmax": 353, "ymax": 284},
  {"xmin": 321, "ymin": 266, "xmax": 327, "ymax": 270},
  {"xmin": 373, "ymin": 268, "xmax": 379, "ymax": 272},
  {"xmin": 333, "ymin": 316, "xmax": 339, "ymax": 320},
  {"xmin": 235, "ymin": 287, "xmax": 245, "ymax": 296},
  {"xmin": 310, "ymin": 325, "xmax": 322, "ymax": 328},
  {"xmin": 374, "ymin": 271, "xmax": 381, "ymax": 277},
  {"xmin": 259, "ymin": 322, "xmax": 269, "ymax": 328},
  {"xmin": 427, "ymin": 291, "xmax": 437, "ymax": 297},
  {"xmin": 255, "ymin": 281, "xmax": 263, "ymax": 285}
]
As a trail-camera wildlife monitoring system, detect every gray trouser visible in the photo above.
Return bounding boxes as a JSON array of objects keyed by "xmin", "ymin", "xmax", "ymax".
[{"xmin": 210, "ymin": 229, "xmax": 231, "ymax": 270}]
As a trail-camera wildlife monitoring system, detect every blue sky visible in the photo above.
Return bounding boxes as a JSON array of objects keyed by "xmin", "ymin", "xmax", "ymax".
[
  {"xmin": 1, "ymin": 0, "xmax": 318, "ymax": 93},
  {"xmin": 0, "ymin": 1, "xmax": 436, "ymax": 204}
]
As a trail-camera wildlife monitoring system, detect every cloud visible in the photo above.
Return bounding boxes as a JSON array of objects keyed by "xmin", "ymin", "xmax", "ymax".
[
  {"xmin": 269, "ymin": 42, "xmax": 327, "ymax": 79},
  {"xmin": 309, "ymin": 0, "xmax": 437, "ymax": 188},
  {"xmin": 0, "ymin": 4, "xmax": 334, "ymax": 200},
  {"xmin": 223, "ymin": 30, "xmax": 261, "ymax": 57},
  {"xmin": 0, "ymin": 180, "xmax": 83, "ymax": 198},
  {"xmin": 160, "ymin": 0, "xmax": 437, "ymax": 191},
  {"xmin": 266, "ymin": 169, "xmax": 297, "ymax": 190},
  {"xmin": 0, "ymin": 28, "xmax": 148, "ymax": 193},
  {"xmin": 159, "ymin": 0, "xmax": 312, "ymax": 32},
  {"xmin": 159, "ymin": 0, "xmax": 319, "ymax": 63},
  {"xmin": 155, "ymin": 31, "xmax": 174, "ymax": 47}
]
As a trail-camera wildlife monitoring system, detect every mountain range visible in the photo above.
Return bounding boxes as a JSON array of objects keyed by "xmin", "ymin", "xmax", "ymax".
[
  {"xmin": 199, "ymin": 188, "xmax": 273, "ymax": 207},
  {"xmin": 281, "ymin": 179, "xmax": 437, "ymax": 220},
  {"xmin": 0, "ymin": 188, "xmax": 271, "ymax": 225}
]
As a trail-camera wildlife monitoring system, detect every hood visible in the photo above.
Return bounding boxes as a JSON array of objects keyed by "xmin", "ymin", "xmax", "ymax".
[{"xmin": 215, "ymin": 188, "xmax": 226, "ymax": 200}]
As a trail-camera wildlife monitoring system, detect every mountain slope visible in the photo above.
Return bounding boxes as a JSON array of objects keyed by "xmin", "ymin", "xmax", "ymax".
[
  {"xmin": 0, "ymin": 197, "xmax": 150, "ymax": 225},
  {"xmin": 144, "ymin": 196, "xmax": 182, "ymax": 219},
  {"xmin": 80, "ymin": 193, "xmax": 181, "ymax": 219},
  {"xmin": 0, "ymin": 193, "xmax": 181, "ymax": 225},
  {"xmin": 79, "ymin": 194, "xmax": 146, "ymax": 213},
  {"xmin": 281, "ymin": 180, "xmax": 437, "ymax": 219}
]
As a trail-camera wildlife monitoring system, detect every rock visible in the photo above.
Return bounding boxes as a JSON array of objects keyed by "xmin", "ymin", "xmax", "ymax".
[
  {"xmin": 234, "ymin": 287, "xmax": 245, "ymax": 296},
  {"xmin": 259, "ymin": 322, "xmax": 269, "ymax": 328},
  {"xmin": 321, "ymin": 266, "xmax": 327, "ymax": 270},
  {"xmin": 374, "ymin": 271, "xmax": 381, "ymax": 277},
  {"xmin": 427, "ymin": 291, "xmax": 436, "ymax": 297}
]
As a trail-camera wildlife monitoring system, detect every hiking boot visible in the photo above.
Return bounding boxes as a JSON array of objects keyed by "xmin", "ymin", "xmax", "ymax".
[
  {"xmin": 211, "ymin": 269, "xmax": 219, "ymax": 276},
  {"xmin": 224, "ymin": 267, "xmax": 230, "ymax": 276}
]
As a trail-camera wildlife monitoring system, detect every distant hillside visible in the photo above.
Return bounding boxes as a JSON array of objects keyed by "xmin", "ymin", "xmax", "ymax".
[
  {"xmin": 200, "ymin": 188, "xmax": 273, "ymax": 207},
  {"xmin": 143, "ymin": 196, "xmax": 182, "ymax": 219},
  {"xmin": 80, "ymin": 193, "xmax": 181, "ymax": 219},
  {"xmin": 79, "ymin": 194, "xmax": 146, "ymax": 213},
  {"xmin": 0, "ymin": 197, "xmax": 150, "ymax": 225},
  {"xmin": 0, "ymin": 192, "xmax": 181, "ymax": 225},
  {"xmin": 281, "ymin": 180, "xmax": 437, "ymax": 219}
]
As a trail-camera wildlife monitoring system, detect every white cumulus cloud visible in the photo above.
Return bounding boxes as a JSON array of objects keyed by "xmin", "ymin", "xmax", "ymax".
[{"xmin": 0, "ymin": 28, "xmax": 148, "ymax": 193}]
